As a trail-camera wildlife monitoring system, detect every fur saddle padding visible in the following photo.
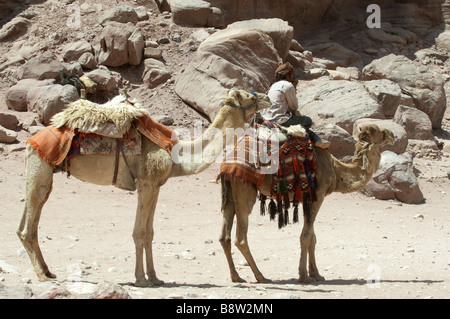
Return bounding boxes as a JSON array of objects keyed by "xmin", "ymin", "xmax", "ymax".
[{"xmin": 51, "ymin": 95, "xmax": 150, "ymax": 137}]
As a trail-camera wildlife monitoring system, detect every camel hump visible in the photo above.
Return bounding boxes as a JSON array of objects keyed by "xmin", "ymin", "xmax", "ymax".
[{"xmin": 51, "ymin": 95, "xmax": 150, "ymax": 136}]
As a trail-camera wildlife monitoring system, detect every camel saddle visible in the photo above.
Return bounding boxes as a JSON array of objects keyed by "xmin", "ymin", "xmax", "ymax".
[{"xmin": 219, "ymin": 121, "xmax": 317, "ymax": 228}]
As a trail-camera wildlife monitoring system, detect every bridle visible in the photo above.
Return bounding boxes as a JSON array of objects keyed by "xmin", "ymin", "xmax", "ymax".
[{"xmin": 223, "ymin": 92, "xmax": 260, "ymax": 123}]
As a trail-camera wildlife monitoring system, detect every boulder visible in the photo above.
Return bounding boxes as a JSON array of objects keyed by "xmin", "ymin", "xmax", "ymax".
[
  {"xmin": 62, "ymin": 40, "xmax": 94, "ymax": 62},
  {"xmin": 305, "ymin": 42, "xmax": 361, "ymax": 69},
  {"xmin": 78, "ymin": 52, "xmax": 97, "ymax": 69},
  {"xmin": 142, "ymin": 58, "xmax": 171, "ymax": 88},
  {"xmin": 0, "ymin": 125, "xmax": 17, "ymax": 143},
  {"xmin": 353, "ymin": 118, "xmax": 408, "ymax": 155},
  {"xmin": 84, "ymin": 68, "xmax": 117, "ymax": 91},
  {"xmin": 0, "ymin": 17, "xmax": 30, "ymax": 42},
  {"xmin": 435, "ymin": 31, "xmax": 450, "ymax": 53},
  {"xmin": 313, "ymin": 124, "xmax": 356, "ymax": 159},
  {"xmin": 90, "ymin": 281, "xmax": 131, "ymax": 299},
  {"xmin": 362, "ymin": 54, "xmax": 447, "ymax": 129},
  {"xmin": 16, "ymin": 52, "xmax": 66, "ymax": 81},
  {"xmin": 393, "ymin": 105, "xmax": 433, "ymax": 140},
  {"xmin": 5, "ymin": 79, "xmax": 55, "ymax": 112},
  {"xmin": 127, "ymin": 28, "xmax": 145, "ymax": 66},
  {"xmin": 99, "ymin": 5, "xmax": 139, "ymax": 25},
  {"xmin": 0, "ymin": 112, "xmax": 19, "ymax": 130},
  {"xmin": 363, "ymin": 79, "xmax": 402, "ymax": 118},
  {"xmin": 170, "ymin": 0, "xmax": 212, "ymax": 26},
  {"xmin": 361, "ymin": 151, "xmax": 424, "ymax": 204},
  {"xmin": 144, "ymin": 47, "xmax": 163, "ymax": 59},
  {"xmin": 227, "ymin": 18, "xmax": 294, "ymax": 61},
  {"xmin": 297, "ymin": 79, "xmax": 384, "ymax": 134},
  {"xmin": 96, "ymin": 22, "xmax": 143, "ymax": 67},
  {"xmin": 27, "ymin": 84, "xmax": 79, "ymax": 125},
  {"xmin": 175, "ymin": 28, "xmax": 281, "ymax": 120}
]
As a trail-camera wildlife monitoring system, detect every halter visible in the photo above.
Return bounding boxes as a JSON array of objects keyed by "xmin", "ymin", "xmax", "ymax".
[{"xmin": 223, "ymin": 92, "xmax": 259, "ymax": 123}]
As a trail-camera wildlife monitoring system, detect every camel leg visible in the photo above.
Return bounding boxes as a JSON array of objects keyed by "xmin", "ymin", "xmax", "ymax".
[
  {"xmin": 219, "ymin": 180, "xmax": 244, "ymax": 283},
  {"xmin": 231, "ymin": 180, "xmax": 270, "ymax": 283},
  {"xmin": 17, "ymin": 148, "xmax": 56, "ymax": 281},
  {"xmin": 298, "ymin": 199, "xmax": 325, "ymax": 283},
  {"xmin": 133, "ymin": 183, "xmax": 163, "ymax": 287}
]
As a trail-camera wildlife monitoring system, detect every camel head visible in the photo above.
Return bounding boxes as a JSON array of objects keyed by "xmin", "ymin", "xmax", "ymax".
[
  {"xmin": 357, "ymin": 124, "xmax": 394, "ymax": 146},
  {"xmin": 225, "ymin": 89, "xmax": 271, "ymax": 122}
]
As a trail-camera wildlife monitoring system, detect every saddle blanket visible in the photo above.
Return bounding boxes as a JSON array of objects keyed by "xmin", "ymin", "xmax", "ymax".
[
  {"xmin": 218, "ymin": 123, "xmax": 317, "ymax": 201},
  {"xmin": 218, "ymin": 126, "xmax": 279, "ymax": 189},
  {"xmin": 27, "ymin": 115, "xmax": 176, "ymax": 167}
]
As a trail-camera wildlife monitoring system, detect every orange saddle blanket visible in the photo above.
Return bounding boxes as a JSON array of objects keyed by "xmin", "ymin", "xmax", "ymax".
[{"xmin": 26, "ymin": 116, "xmax": 176, "ymax": 167}]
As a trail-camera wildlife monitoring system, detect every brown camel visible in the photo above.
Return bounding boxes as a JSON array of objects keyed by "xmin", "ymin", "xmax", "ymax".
[
  {"xmin": 17, "ymin": 89, "xmax": 271, "ymax": 287},
  {"xmin": 219, "ymin": 124, "xmax": 394, "ymax": 283}
]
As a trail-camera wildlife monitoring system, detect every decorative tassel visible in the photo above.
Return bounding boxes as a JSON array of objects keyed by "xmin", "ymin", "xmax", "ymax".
[
  {"xmin": 284, "ymin": 209, "xmax": 289, "ymax": 226},
  {"xmin": 259, "ymin": 193, "xmax": 267, "ymax": 216},
  {"xmin": 269, "ymin": 199, "xmax": 277, "ymax": 221},
  {"xmin": 293, "ymin": 203, "xmax": 299, "ymax": 224},
  {"xmin": 278, "ymin": 209, "xmax": 284, "ymax": 229}
]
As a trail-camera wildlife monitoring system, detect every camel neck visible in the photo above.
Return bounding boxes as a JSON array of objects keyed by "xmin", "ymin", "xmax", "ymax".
[
  {"xmin": 332, "ymin": 143, "xmax": 382, "ymax": 194},
  {"xmin": 169, "ymin": 106, "xmax": 246, "ymax": 177}
]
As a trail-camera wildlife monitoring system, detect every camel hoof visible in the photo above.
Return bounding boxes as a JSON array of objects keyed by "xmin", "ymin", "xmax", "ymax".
[
  {"xmin": 313, "ymin": 274, "xmax": 325, "ymax": 281},
  {"xmin": 231, "ymin": 276, "xmax": 246, "ymax": 283},
  {"xmin": 257, "ymin": 277, "xmax": 272, "ymax": 284},
  {"xmin": 148, "ymin": 278, "xmax": 164, "ymax": 286},
  {"xmin": 135, "ymin": 279, "xmax": 150, "ymax": 287},
  {"xmin": 298, "ymin": 276, "xmax": 316, "ymax": 284},
  {"xmin": 38, "ymin": 271, "xmax": 57, "ymax": 282}
]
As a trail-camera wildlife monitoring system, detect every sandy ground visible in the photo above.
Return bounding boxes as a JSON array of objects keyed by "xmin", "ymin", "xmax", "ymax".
[{"xmin": 0, "ymin": 145, "xmax": 449, "ymax": 300}]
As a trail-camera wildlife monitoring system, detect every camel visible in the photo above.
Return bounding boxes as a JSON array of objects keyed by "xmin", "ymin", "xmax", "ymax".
[
  {"xmin": 219, "ymin": 123, "xmax": 394, "ymax": 283},
  {"xmin": 17, "ymin": 89, "xmax": 271, "ymax": 287}
]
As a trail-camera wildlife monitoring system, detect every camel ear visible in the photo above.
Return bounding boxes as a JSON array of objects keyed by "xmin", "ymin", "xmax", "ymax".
[{"xmin": 382, "ymin": 129, "xmax": 395, "ymax": 145}]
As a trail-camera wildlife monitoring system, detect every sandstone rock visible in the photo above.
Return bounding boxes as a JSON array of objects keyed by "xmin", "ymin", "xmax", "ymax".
[
  {"xmin": 435, "ymin": 31, "xmax": 450, "ymax": 53},
  {"xmin": 39, "ymin": 288, "xmax": 72, "ymax": 299},
  {"xmin": 227, "ymin": 18, "xmax": 294, "ymax": 61},
  {"xmin": 362, "ymin": 54, "xmax": 446, "ymax": 129},
  {"xmin": 134, "ymin": 6, "xmax": 149, "ymax": 21},
  {"xmin": 361, "ymin": 151, "xmax": 424, "ymax": 204},
  {"xmin": 0, "ymin": 125, "xmax": 17, "ymax": 143},
  {"xmin": 0, "ymin": 112, "xmax": 18, "ymax": 130},
  {"xmin": 298, "ymin": 79, "xmax": 384, "ymax": 134},
  {"xmin": 393, "ymin": 105, "xmax": 433, "ymax": 140},
  {"xmin": 175, "ymin": 28, "xmax": 281, "ymax": 120},
  {"xmin": 305, "ymin": 42, "xmax": 361, "ymax": 69},
  {"xmin": 353, "ymin": 118, "xmax": 408, "ymax": 155},
  {"xmin": 0, "ymin": 17, "xmax": 30, "ymax": 42},
  {"xmin": 363, "ymin": 79, "xmax": 402, "ymax": 118},
  {"xmin": 62, "ymin": 40, "xmax": 93, "ymax": 62},
  {"xmin": 313, "ymin": 124, "xmax": 356, "ymax": 159},
  {"xmin": 5, "ymin": 79, "xmax": 55, "ymax": 112},
  {"xmin": 0, "ymin": 282, "xmax": 33, "ymax": 299},
  {"xmin": 84, "ymin": 68, "xmax": 117, "ymax": 91},
  {"xmin": 142, "ymin": 58, "xmax": 171, "ymax": 89},
  {"xmin": 90, "ymin": 282, "xmax": 131, "ymax": 299},
  {"xmin": 78, "ymin": 52, "xmax": 97, "ymax": 70},
  {"xmin": 144, "ymin": 47, "xmax": 163, "ymax": 59},
  {"xmin": 170, "ymin": 0, "xmax": 212, "ymax": 26},
  {"xmin": 96, "ymin": 22, "xmax": 140, "ymax": 67},
  {"xmin": 99, "ymin": 5, "xmax": 139, "ymax": 25},
  {"xmin": 17, "ymin": 52, "xmax": 66, "ymax": 81},
  {"xmin": 27, "ymin": 84, "xmax": 79, "ymax": 125},
  {"xmin": 127, "ymin": 28, "xmax": 145, "ymax": 66}
]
